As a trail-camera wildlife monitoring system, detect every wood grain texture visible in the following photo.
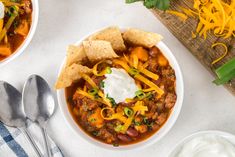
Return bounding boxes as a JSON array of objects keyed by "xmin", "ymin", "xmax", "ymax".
[{"xmin": 152, "ymin": 0, "xmax": 235, "ymax": 95}]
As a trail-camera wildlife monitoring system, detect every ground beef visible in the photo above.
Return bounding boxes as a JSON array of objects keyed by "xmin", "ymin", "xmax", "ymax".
[
  {"xmin": 98, "ymin": 128, "xmax": 116, "ymax": 144},
  {"xmin": 165, "ymin": 93, "xmax": 177, "ymax": 109}
]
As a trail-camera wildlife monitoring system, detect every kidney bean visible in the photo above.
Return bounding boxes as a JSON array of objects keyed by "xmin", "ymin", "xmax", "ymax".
[
  {"xmin": 149, "ymin": 46, "xmax": 160, "ymax": 57},
  {"xmin": 117, "ymin": 134, "xmax": 132, "ymax": 142},
  {"xmin": 126, "ymin": 128, "xmax": 139, "ymax": 137}
]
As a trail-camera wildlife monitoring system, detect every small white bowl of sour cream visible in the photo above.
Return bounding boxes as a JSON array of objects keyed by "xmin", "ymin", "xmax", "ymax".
[{"xmin": 169, "ymin": 130, "xmax": 235, "ymax": 157}]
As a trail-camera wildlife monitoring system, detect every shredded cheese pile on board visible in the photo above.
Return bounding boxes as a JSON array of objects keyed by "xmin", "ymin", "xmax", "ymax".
[
  {"xmin": 167, "ymin": 0, "xmax": 234, "ymax": 64},
  {"xmin": 168, "ymin": 0, "xmax": 235, "ymax": 39}
]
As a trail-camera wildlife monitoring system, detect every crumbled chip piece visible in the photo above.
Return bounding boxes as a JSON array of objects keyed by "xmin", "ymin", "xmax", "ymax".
[
  {"xmin": 66, "ymin": 45, "xmax": 87, "ymax": 66},
  {"xmin": 123, "ymin": 28, "xmax": 163, "ymax": 48},
  {"xmin": 83, "ymin": 40, "xmax": 119, "ymax": 62},
  {"xmin": 89, "ymin": 26, "xmax": 126, "ymax": 51}
]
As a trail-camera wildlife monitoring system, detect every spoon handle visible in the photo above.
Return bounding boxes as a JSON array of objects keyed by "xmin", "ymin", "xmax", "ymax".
[
  {"xmin": 21, "ymin": 128, "xmax": 43, "ymax": 157},
  {"xmin": 41, "ymin": 126, "xmax": 52, "ymax": 157}
]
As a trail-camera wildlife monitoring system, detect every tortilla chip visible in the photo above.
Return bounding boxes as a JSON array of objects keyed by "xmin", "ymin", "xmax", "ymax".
[
  {"xmin": 66, "ymin": 45, "xmax": 87, "ymax": 66},
  {"xmin": 55, "ymin": 66, "xmax": 71, "ymax": 89},
  {"xmin": 123, "ymin": 28, "xmax": 163, "ymax": 48},
  {"xmin": 67, "ymin": 63, "xmax": 92, "ymax": 80},
  {"xmin": 83, "ymin": 40, "xmax": 118, "ymax": 62},
  {"xmin": 55, "ymin": 64, "xmax": 92, "ymax": 89},
  {"xmin": 89, "ymin": 26, "xmax": 126, "ymax": 51}
]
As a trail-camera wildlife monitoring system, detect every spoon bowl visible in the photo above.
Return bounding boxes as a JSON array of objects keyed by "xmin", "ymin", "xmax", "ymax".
[
  {"xmin": 23, "ymin": 75, "xmax": 55, "ymax": 126},
  {"xmin": 0, "ymin": 81, "xmax": 26, "ymax": 128},
  {"xmin": 0, "ymin": 81, "xmax": 43, "ymax": 157},
  {"xmin": 23, "ymin": 74, "xmax": 56, "ymax": 157}
]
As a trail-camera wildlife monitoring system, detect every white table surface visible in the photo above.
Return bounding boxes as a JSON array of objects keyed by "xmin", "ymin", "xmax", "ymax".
[{"xmin": 1, "ymin": 0, "xmax": 235, "ymax": 156}]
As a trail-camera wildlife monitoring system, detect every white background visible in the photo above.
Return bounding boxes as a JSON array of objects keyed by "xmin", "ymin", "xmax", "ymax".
[{"xmin": 1, "ymin": 0, "xmax": 235, "ymax": 156}]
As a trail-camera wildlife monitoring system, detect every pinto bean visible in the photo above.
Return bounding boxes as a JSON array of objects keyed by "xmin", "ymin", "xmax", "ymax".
[
  {"xmin": 117, "ymin": 134, "xmax": 132, "ymax": 142},
  {"xmin": 149, "ymin": 46, "xmax": 160, "ymax": 57},
  {"xmin": 126, "ymin": 128, "xmax": 139, "ymax": 137}
]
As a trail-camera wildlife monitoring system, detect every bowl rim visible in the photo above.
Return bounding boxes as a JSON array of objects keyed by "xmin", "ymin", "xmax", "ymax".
[
  {"xmin": 0, "ymin": 0, "xmax": 39, "ymax": 67},
  {"xmin": 56, "ymin": 27, "xmax": 184, "ymax": 151},
  {"xmin": 168, "ymin": 130, "xmax": 235, "ymax": 157}
]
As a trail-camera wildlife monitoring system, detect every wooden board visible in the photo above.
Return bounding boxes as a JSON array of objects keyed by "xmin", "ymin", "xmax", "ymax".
[{"xmin": 152, "ymin": 0, "xmax": 235, "ymax": 95}]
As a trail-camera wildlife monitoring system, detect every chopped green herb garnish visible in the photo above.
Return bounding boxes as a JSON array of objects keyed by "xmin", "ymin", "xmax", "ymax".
[
  {"xmin": 112, "ymin": 142, "xmax": 119, "ymax": 147},
  {"xmin": 114, "ymin": 125, "xmax": 123, "ymax": 132},
  {"xmin": 146, "ymin": 92, "xmax": 154, "ymax": 100},
  {"xmin": 13, "ymin": 20, "xmax": 19, "ymax": 29},
  {"xmin": 92, "ymin": 131, "xmax": 99, "ymax": 136},
  {"xmin": 99, "ymin": 81, "xmax": 105, "ymax": 88},
  {"xmin": 124, "ymin": 107, "xmax": 134, "ymax": 117},
  {"xmin": 88, "ymin": 88, "xmax": 98, "ymax": 96},
  {"xmin": 106, "ymin": 67, "xmax": 112, "ymax": 74},
  {"xmin": 9, "ymin": 5, "xmax": 19, "ymax": 16},
  {"xmin": 106, "ymin": 94, "xmax": 117, "ymax": 107},
  {"xmin": 134, "ymin": 121, "xmax": 142, "ymax": 126},
  {"xmin": 143, "ymin": 117, "xmax": 154, "ymax": 128},
  {"xmin": 129, "ymin": 68, "xmax": 139, "ymax": 76},
  {"xmin": 135, "ymin": 90, "xmax": 145, "ymax": 99},
  {"xmin": 90, "ymin": 118, "xmax": 96, "ymax": 122}
]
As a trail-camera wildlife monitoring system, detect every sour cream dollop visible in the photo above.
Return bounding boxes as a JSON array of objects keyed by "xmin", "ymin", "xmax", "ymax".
[
  {"xmin": 0, "ymin": 2, "xmax": 5, "ymax": 19},
  {"xmin": 103, "ymin": 68, "xmax": 139, "ymax": 104},
  {"xmin": 176, "ymin": 135, "xmax": 235, "ymax": 157}
]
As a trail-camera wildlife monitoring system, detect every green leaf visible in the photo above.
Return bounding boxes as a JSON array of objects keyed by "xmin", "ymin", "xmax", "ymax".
[
  {"xmin": 126, "ymin": 0, "xmax": 171, "ymax": 11},
  {"xmin": 144, "ymin": 0, "xmax": 158, "ymax": 9},
  {"xmin": 154, "ymin": 0, "xmax": 170, "ymax": 10},
  {"xmin": 126, "ymin": 0, "xmax": 142, "ymax": 3}
]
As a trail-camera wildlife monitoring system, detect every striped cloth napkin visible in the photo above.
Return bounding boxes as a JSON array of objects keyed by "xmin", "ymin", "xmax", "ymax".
[{"xmin": 0, "ymin": 122, "xmax": 63, "ymax": 157}]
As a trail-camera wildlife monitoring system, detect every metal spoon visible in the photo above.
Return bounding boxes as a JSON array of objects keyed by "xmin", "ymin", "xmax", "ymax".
[
  {"xmin": 0, "ymin": 81, "xmax": 43, "ymax": 157},
  {"xmin": 23, "ymin": 75, "xmax": 55, "ymax": 157}
]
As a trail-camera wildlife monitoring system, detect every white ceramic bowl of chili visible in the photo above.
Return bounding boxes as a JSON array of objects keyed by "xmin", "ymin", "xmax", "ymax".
[
  {"xmin": 57, "ymin": 28, "xmax": 184, "ymax": 151},
  {"xmin": 0, "ymin": 0, "xmax": 39, "ymax": 67}
]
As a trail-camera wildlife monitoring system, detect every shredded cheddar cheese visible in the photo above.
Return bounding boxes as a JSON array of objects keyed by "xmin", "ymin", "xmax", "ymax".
[
  {"xmin": 166, "ymin": 10, "xmax": 188, "ymax": 21},
  {"xmin": 80, "ymin": 73, "xmax": 112, "ymax": 107},
  {"xmin": 100, "ymin": 108, "xmax": 127, "ymax": 123},
  {"xmin": 76, "ymin": 89, "xmax": 105, "ymax": 104},
  {"xmin": 168, "ymin": 0, "xmax": 235, "ymax": 39},
  {"xmin": 211, "ymin": 42, "xmax": 228, "ymax": 65},
  {"xmin": 100, "ymin": 101, "xmax": 148, "ymax": 134},
  {"xmin": 121, "ymin": 101, "xmax": 148, "ymax": 133},
  {"xmin": 166, "ymin": 0, "xmax": 233, "ymax": 64},
  {"xmin": 92, "ymin": 60, "xmax": 111, "ymax": 76},
  {"xmin": 113, "ymin": 59, "xmax": 164, "ymax": 96}
]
